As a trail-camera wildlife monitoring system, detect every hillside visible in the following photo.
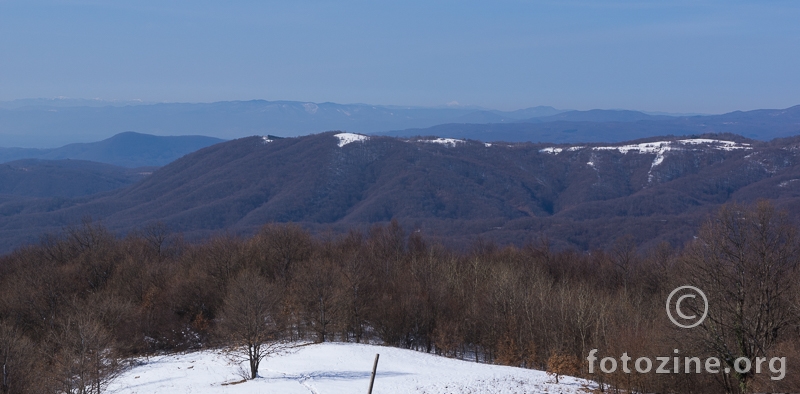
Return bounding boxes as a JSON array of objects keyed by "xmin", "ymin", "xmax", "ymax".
[
  {"xmin": 108, "ymin": 343, "xmax": 593, "ymax": 393},
  {"xmin": 0, "ymin": 132, "xmax": 224, "ymax": 167},
  {"xmin": 1, "ymin": 131, "xmax": 799, "ymax": 253},
  {"xmin": 0, "ymin": 159, "xmax": 152, "ymax": 198}
]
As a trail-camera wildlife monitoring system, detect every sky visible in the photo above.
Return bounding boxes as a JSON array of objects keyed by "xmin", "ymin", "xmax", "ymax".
[{"xmin": 1, "ymin": 0, "xmax": 799, "ymax": 113}]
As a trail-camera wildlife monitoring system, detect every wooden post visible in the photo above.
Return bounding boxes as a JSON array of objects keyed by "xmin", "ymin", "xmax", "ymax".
[{"xmin": 367, "ymin": 353, "xmax": 379, "ymax": 394}]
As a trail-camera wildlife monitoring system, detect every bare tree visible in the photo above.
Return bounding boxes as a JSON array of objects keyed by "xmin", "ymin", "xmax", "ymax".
[
  {"xmin": 611, "ymin": 235, "xmax": 639, "ymax": 293},
  {"xmin": 249, "ymin": 224, "xmax": 312, "ymax": 280},
  {"xmin": 682, "ymin": 202, "xmax": 800, "ymax": 394},
  {"xmin": 218, "ymin": 269, "xmax": 286, "ymax": 380},
  {"xmin": 334, "ymin": 231, "xmax": 374, "ymax": 343},
  {"xmin": 291, "ymin": 259, "xmax": 342, "ymax": 343},
  {"xmin": 47, "ymin": 311, "xmax": 122, "ymax": 394},
  {"xmin": 0, "ymin": 322, "xmax": 36, "ymax": 394}
]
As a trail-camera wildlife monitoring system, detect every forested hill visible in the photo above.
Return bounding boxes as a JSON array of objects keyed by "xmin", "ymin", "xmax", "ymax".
[
  {"xmin": 0, "ymin": 132, "xmax": 224, "ymax": 167},
  {"xmin": 1, "ymin": 131, "xmax": 800, "ymax": 253}
]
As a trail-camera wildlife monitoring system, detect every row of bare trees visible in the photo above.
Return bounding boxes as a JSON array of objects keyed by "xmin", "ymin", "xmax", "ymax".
[{"xmin": 0, "ymin": 202, "xmax": 798, "ymax": 393}]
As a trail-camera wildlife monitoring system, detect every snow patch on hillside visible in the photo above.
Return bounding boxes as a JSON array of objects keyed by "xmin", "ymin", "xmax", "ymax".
[
  {"xmin": 303, "ymin": 102, "xmax": 318, "ymax": 114},
  {"xmin": 594, "ymin": 139, "xmax": 750, "ymax": 173},
  {"xmin": 108, "ymin": 342, "xmax": 594, "ymax": 394},
  {"xmin": 418, "ymin": 138, "xmax": 465, "ymax": 147},
  {"xmin": 542, "ymin": 139, "xmax": 749, "ymax": 157},
  {"xmin": 541, "ymin": 139, "xmax": 751, "ymax": 183},
  {"xmin": 591, "ymin": 139, "xmax": 750, "ymax": 156},
  {"xmin": 540, "ymin": 146, "xmax": 584, "ymax": 154},
  {"xmin": 677, "ymin": 138, "xmax": 750, "ymax": 150},
  {"xmin": 593, "ymin": 140, "xmax": 674, "ymax": 155},
  {"xmin": 540, "ymin": 147, "xmax": 563, "ymax": 154},
  {"xmin": 335, "ymin": 133, "xmax": 369, "ymax": 147}
]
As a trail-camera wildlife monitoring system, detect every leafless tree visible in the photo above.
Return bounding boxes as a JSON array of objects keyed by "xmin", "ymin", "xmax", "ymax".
[
  {"xmin": 249, "ymin": 224, "xmax": 312, "ymax": 280},
  {"xmin": 0, "ymin": 322, "xmax": 36, "ymax": 394},
  {"xmin": 333, "ymin": 231, "xmax": 374, "ymax": 343},
  {"xmin": 46, "ymin": 311, "xmax": 122, "ymax": 394},
  {"xmin": 291, "ymin": 259, "xmax": 341, "ymax": 343},
  {"xmin": 218, "ymin": 269, "xmax": 286, "ymax": 380},
  {"xmin": 682, "ymin": 202, "xmax": 800, "ymax": 393}
]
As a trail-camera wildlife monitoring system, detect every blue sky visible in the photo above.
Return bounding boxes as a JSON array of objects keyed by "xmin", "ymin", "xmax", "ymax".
[{"xmin": 1, "ymin": 0, "xmax": 798, "ymax": 113}]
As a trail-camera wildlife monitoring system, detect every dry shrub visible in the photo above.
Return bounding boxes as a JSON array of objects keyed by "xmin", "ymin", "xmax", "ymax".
[
  {"xmin": 495, "ymin": 332, "xmax": 522, "ymax": 366},
  {"xmin": 547, "ymin": 353, "xmax": 580, "ymax": 384}
]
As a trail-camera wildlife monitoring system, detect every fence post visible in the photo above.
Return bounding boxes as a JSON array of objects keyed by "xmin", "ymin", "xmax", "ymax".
[{"xmin": 367, "ymin": 353, "xmax": 380, "ymax": 394}]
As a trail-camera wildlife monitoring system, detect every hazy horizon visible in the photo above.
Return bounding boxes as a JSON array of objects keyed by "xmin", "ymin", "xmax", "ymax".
[
  {"xmin": 4, "ymin": 96, "xmax": 797, "ymax": 117},
  {"xmin": 0, "ymin": 96, "xmax": 721, "ymax": 115},
  {"xmin": 1, "ymin": 1, "xmax": 798, "ymax": 114}
]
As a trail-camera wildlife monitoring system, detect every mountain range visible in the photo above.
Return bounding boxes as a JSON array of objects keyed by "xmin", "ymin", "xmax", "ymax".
[
  {"xmin": 3, "ymin": 99, "xmax": 799, "ymax": 149},
  {"xmin": 0, "ymin": 132, "xmax": 224, "ymax": 167},
  {"xmin": 0, "ymin": 100, "xmax": 564, "ymax": 148},
  {"xmin": 382, "ymin": 105, "xmax": 800, "ymax": 143},
  {"xmin": 1, "ymin": 131, "xmax": 799, "ymax": 254}
]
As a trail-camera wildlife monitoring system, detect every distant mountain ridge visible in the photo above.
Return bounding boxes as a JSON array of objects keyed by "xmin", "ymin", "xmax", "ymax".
[
  {"xmin": 0, "ymin": 98, "xmax": 152, "ymax": 109},
  {"xmin": 0, "ymin": 132, "xmax": 224, "ymax": 167},
  {"xmin": 1, "ymin": 131, "xmax": 799, "ymax": 254},
  {"xmin": 0, "ymin": 100, "xmax": 566, "ymax": 147},
  {"xmin": 381, "ymin": 106, "xmax": 800, "ymax": 143},
  {"xmin": 4, "ymin": 98, "xmax": 799, "ymax": 149},
  {"xmin": 525, "ymin": 109, "xmax": 672, "ymax": 123}
]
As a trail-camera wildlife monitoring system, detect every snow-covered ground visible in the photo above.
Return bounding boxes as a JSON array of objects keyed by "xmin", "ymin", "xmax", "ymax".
[
  {"xmin": 417, "ymin": 138, "xmax": 465, "ymax": 147},
  {"xmin": 335, "ymin": 133, "xmax": 370, "ymax": 147},
  {"xmin": 539, "ymin": 138, "xmax": 753, "ymax": 183},
  {"xmin": 108, "ymin": 342, "xmax": 594, "ymax": 393},
  {"xmin": 540, "ymin": 138, "xmax": 750, "ymax": 157}
]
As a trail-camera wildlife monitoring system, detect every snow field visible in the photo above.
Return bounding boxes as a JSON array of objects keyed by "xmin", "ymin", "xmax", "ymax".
[
  {"xmin": 108, "ymin": 342, "xmax": 594, "ymax": 394},
  {"xmin": 418, "ymin": 138, "xmax": 465, "ymax": 147},
  {"xmin": 335, "ymin": 133, "xmax": 370, "ymax": 147}
]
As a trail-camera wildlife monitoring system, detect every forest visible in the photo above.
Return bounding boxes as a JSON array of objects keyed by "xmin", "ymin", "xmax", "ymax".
[{"xmin": 0, "ymin": 201, "xmax": 798, "ymax": 393}]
